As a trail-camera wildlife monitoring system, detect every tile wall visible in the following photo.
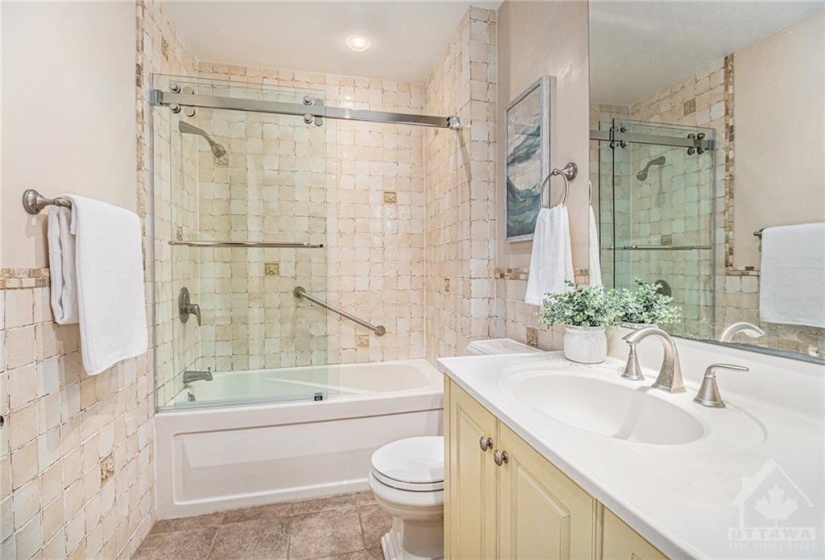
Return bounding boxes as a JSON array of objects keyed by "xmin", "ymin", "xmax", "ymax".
[
  {"xmin": 149, "ymin": 64, "xmax": 429, "ymax": 389},
  {"xmin": 0, "ymin": 1, "xmax": 193, "ymax": 556},
  {"xmin": 424, "ymin": 8, "xmax": 500, "ymax": 360},
  {"xmin": 152, "ymin": 7, "xmax": 506, "ymax": 383}
]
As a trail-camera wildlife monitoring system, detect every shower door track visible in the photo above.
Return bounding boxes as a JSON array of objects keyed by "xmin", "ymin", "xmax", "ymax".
[
  {"xmin": 152, "ymin": 90, "xmax": 461, "ymax": 130},
  {"xmin": 590, "ymin": 129, "xmax": 714, "ymax": 151}
]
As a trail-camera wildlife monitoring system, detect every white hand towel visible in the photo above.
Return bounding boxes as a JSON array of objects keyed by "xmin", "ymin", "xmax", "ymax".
[
  {"xmin": 759, "ymin": 223, "xmax": 825, "ymax": 328},
  {"xmin": 588, "ymin": 205, "xmax": 602, "ymax": 287},
  {"xmin": 525, "ymin": 206, "xmax": 574, "ymax": 306},
  {"xmin": 49, "ymin": 195, "xmax": 148, "ymax": 375},
  {"xmin": 48, "ymin": 207, "xmax": 80, "ymax": 324}
]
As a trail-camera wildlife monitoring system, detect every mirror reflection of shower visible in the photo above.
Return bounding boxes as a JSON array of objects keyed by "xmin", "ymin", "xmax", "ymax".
[
  {"xmin": 178, "ymin": 121, "xmax": 227, "ymax": 158},
  {"xmin": 636, "ymin": 155, "xmax": 666, "ymax": 181}
]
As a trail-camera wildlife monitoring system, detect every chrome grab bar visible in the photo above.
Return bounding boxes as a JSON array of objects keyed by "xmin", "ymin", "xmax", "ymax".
[
  {"xmin": 610, "ymin": 245, "xmax": 712, "ymax": 251},
  {"xmin": 293, "ymin": 286, "xmax": 386, "ymax": 336},
  {"xmin": 169, "ymin": 240, "xmax": 324, "ymax": 248}
]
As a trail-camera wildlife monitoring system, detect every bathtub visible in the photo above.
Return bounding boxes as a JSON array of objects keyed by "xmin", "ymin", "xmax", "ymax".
[{"xmin": 154, "ymin": 359, "xmax": 444, "ymax": 519}]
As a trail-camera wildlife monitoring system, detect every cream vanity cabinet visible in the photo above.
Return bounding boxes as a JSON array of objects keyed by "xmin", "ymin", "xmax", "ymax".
[{"xmin": 444, "ymin": 380, "xmax": 667, "ymax": 560}]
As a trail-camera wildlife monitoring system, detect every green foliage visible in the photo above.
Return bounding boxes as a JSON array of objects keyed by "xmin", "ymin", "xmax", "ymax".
[
  {"xmin": 619, "ymin": 279, "xmax": 681, "ymax": 325},
  {"xmin": 538, "ymin": 282, "xmax": 623, "ymax": 328}
]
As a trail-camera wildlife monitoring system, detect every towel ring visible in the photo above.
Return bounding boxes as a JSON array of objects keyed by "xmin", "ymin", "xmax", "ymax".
[
  {"xmin": 588, "ymin": 180, "xmax": 593, "ymax": 204},
  {"xmin": 539, "ymin": 162, "xmax": 578, "ymax": 209}
]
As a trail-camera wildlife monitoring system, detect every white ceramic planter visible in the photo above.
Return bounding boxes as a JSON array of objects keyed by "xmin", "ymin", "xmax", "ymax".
[{"xmin": 563, "ymin": 326, "xmax": 608, "ymax": 364}]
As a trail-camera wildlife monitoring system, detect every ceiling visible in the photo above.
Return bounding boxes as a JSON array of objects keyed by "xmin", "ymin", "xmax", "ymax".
[
  {"xmin": 590, "ymin": 1, "xmax": 825, "ymax": 106},
  {"xmin": 164, "ymin": 1, "xmax": 502, "ymax": 83}
]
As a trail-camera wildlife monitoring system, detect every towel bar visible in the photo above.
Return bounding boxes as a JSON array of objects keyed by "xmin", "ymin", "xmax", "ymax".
[{"xmin": 22, "ymin": 189, "xmax": 72, "ymax": 215}]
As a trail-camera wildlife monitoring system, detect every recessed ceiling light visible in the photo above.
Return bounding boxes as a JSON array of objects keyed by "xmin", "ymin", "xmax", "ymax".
[{"xmin": 346, "ymin": 35, "xmax": 371, "ymax": 52}]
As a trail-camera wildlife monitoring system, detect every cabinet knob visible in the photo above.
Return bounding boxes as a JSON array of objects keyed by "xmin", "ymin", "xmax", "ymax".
[
  {"xmin": 479, "ymin": 436, "xmax": 493, "ymax": 452},
  {"xmin": 493, "ymin": 450, "xmax": 509, "ymax": 466}
]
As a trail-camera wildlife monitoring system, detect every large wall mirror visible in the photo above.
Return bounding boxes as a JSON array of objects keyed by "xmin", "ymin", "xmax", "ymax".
[{"xmin": 588, "ymin": 1, "xmax": 825, "ymax": 362}]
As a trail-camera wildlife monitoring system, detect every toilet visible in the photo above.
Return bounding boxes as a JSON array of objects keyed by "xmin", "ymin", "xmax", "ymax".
[
  {"xmin": 369, "ymin": 436, "xmax": 445, "ymax": 560},
  {"xmin": 369, "ymin": 338, "xmax": 541, "ymax": 560}
]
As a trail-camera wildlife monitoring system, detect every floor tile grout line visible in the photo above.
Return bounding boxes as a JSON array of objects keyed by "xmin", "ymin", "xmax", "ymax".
[
  {"xmin": 356, "ymin": 504, "xmax": 369, "ymax": 551},
  {"xmin": 204, "ymin": 526, "xmax": 219, "ymax": 560}
]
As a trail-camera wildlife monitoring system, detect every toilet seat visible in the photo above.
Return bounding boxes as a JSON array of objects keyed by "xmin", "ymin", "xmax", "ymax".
[{"xmin": 371, "ymin": 436, "xmax": 444, "ymax": 492}]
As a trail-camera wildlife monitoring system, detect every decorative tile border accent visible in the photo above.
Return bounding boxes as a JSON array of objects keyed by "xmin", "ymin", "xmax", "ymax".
[
  {"xmin": 722, "ymin": 54, "xmax": 741, "ymax": 273},
  {"xmin": 494, "ymin": 267, "xmax": 589, "ymax": 285},
  {"xmin": 0, "ymin": 268, "xmax": 50, "ymax": 290},
  {"xmin": 526, "ymin": 327, "xmax": 539, "ymax": 348},
  {"xmin": 494, "ymin": 267, "xmax": 528, "ymax": 280}
]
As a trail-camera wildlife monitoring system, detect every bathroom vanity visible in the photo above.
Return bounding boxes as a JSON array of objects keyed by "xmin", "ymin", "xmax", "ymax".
[
  {"xmin": 445, "ymin": 378, "xmax": 664, "ymax": 559},
  {"xmin": 439, "ymin": 338, "xmax": 824, "ymax": 559}
]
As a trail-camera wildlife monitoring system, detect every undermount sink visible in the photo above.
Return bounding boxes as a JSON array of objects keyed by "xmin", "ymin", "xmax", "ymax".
[{"xmin": 503, "ymin": 371, "xmax": 706, "ymax": 445}]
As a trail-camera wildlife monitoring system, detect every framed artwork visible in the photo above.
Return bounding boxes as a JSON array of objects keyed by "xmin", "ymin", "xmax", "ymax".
[{"xmin": 505, "ymin": 75, "xmax": 551, "ymax": 242}]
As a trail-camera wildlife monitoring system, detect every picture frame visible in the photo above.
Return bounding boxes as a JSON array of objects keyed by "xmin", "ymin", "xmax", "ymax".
[{"xmin": 505, "ymin": 75, "xmax": 551, "ymax": 242}]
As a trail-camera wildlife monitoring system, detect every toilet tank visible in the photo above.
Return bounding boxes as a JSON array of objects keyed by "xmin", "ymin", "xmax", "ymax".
[{"xmin": 466, "ymin": 338, "xmax": 542, "ymax": 356}]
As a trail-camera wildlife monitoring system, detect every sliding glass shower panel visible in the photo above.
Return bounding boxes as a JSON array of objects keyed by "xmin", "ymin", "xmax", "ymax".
[
  {"xmin": 153, "ymin": 75, "xmax": 335, "ymax": 410},
  {"xmin": 600, "ymin": 119, "xmax": 715, "ymax": 339}
]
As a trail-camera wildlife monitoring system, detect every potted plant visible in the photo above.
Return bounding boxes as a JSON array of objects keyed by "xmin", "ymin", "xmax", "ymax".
[
  {"xmin": 538, "ymin": 282, "xmax": 622, "ymax": 364},
  {"xmin": 619, "ymin": 279, "xmax": 681, "ymax": 329}
]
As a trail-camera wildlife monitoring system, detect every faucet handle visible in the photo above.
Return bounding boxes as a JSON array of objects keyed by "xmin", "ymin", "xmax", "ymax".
[
  {"xmin": 694, "ymin": 363, "xmax": 749, "ymax": 408},
  {"xmin": 191, "ymin": 303, "xmax": 202, "ymax": 326},
  {"xmin": 621, "ymin": 342, "xmax": 645, "ymax": 381}
]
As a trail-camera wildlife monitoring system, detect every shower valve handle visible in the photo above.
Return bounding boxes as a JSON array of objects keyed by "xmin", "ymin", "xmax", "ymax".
[{"xmin": 179, "ymin": 287, "xmax": 202, "ymax": 326}]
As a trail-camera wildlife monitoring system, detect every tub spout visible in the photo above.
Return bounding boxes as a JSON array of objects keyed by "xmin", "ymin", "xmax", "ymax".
[{"xmin": 183, "ymin": 367, "xmax": 213, "ymax": 384}]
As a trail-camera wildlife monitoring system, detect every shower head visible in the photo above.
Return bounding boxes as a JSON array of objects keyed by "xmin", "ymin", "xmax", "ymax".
[
  {"xmin": 178, "ymin": 121, "xmax": 227, "ymax": 159},
  {"xmin": 636, "ymin": 155, "xmax": 666, "ymax": 181}
]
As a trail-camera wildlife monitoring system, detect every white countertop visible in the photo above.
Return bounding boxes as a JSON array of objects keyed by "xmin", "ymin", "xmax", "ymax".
[{"xmin": 438, "ymin": 351, "xmax": 825, "ymax": 559}]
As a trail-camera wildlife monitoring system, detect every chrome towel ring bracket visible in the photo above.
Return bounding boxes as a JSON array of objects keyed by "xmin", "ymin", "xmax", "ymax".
[{"xmin": 538, "ymin": 162, "xmax": 578, "ymax": 209}]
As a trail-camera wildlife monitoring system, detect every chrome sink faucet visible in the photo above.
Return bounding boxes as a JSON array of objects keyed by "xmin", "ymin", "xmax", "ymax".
[
  {"xmin": 719, "ymin": 322, "xmax": 765, "ymax": 343},
  {"xmin": 622, "ymin": 327, "xmax": 685, "ymax": 393}
]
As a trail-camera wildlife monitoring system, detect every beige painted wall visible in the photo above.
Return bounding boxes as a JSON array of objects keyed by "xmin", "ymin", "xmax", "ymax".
[
  {"xmin": 497, "ymin": 0, "xmax": 590, "ymax": 270},
  {"xmin": 1, "ymin": 1, "xmax": 137, "ymax": 269},
  {"xmin": 733, "ymin": 10, "xmax": 825, "ymax": 267}
]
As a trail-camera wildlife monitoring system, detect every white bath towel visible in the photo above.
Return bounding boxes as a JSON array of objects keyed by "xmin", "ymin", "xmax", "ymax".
[
  {"xmin": 525, "ymin": 206, "xmax": 574, "ymax": 306},
  {"xmin": 759, "ymin": 223, "xmax": 825, "ymax": 328},
  {"xmin": 48, "ymin": 207, "xmax": 80, "ymax": 324},
  {"xmin": 48, "ymin": 196, "xmax": 148, "ymax": 375},
  {"xmin": 588, "ymin": 205, "xmax": 602, "ymax": 287}
]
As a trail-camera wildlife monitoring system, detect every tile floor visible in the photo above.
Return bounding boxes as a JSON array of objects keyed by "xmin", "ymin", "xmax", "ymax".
[{"xmin": 133, "ymin": 492, "xmax": 391, "ymax": 560}]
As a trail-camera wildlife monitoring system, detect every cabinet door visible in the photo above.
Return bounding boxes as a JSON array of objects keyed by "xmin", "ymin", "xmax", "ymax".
[
  {"xmin": 446, "ymin": 382, "xmax": 498, "ymax": 560},
  {"xmin": 602, "ymin": 508, "xmax": 667, "ymax": 560},
  {"xmin": 498, "ymin": 423, "xmax": 597, "ymax": 560}
]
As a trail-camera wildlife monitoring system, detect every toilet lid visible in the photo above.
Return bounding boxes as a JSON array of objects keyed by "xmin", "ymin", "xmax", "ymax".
[{"xmin": 371, "ymin": 437, "xmax": 444, "ymax": 492}]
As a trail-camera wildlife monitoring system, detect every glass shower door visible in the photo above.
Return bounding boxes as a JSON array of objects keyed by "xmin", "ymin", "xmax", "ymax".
[
  {"xmin": 600, "ymin": 119, "xmax": 715, "ymax": 339},
  {"xmin": 154, "ymin": 75, "xmax": 336, "ymax": 409}
]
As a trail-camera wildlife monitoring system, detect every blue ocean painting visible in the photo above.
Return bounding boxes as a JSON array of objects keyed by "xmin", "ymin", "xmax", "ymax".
[{"xmin": 506, "ymin": 118, "xmax": 543, "ymax": 239}]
